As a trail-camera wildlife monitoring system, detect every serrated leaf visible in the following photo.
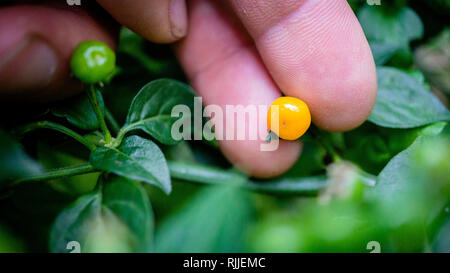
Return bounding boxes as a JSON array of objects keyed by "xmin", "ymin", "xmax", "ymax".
[
  {"xmin": 90, "ymin": 135, "xmax": 171, "ymax": 194},
  {"xmin": 123, "ymin": 79, "xmax": 195, "ymax": 145},
  {"xmin": 369, "ymin": 67, "xmax": 450, "ymax": 128},
  {"xmin": 50, "ymin": 176, "xmax": 153, "ymax": 253},
  {"xmin": 52, "ymin": 91, "xmax": 105, "ymax": 131}
]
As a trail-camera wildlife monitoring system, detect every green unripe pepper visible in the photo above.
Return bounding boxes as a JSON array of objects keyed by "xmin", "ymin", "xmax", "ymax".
[{"xmin": 70, "ymin": 41, "xmax": 116, "ymax": 84}]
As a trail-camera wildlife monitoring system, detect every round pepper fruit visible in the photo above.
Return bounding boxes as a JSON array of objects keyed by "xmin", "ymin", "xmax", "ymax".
[
  {"xmin": 70, "ymin": 41, "xmax": 116, "ymax": 84},
  {"xmin": 267, "ymin": 96, "xmax": 311, "ymax": 140}
]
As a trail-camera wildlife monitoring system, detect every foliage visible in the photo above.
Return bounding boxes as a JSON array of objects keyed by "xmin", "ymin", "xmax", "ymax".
[{"xmin": 0, "ymin": 0, "xmax": 449, "ymax": 253}]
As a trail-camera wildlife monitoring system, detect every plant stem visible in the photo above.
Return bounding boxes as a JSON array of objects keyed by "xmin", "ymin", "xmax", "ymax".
[
  {"xmin": 13, "ymin": 121, "xmax": 96, "ymax": 151},
  {"xmin": 320, "ymin": 137, "xmax": 341, "ymax": 162},
  {"xmin": 87, "ymin": 84, "xmax": 112, "ymax": 144},
  {"xmin": 114, "ymin": 125, "xmax": 133, "ymax": 147},
  {"xmin": 12, "ymin": 163, "xmax": 97, "ymax": 185},
  {"xmin": 105, "ymin": 108, "xmax": 120, "ymax": 134},
  {"xmin": 115, "ymin": 128, "xmax": 126, "ymax": 147},
  {"xmin": 167, "ymin": 161, "xmax": 326, "ymax": 195},
  {"xmin": 113, "ymin": 117, "xmax": 160, "ymax": 147},
  {"xmin": 12, "ymin": 160, "xmax": 326, "ymax": 195}
]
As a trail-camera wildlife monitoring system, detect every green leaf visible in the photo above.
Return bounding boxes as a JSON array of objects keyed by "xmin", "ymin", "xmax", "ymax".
[
  {"xmin": 154, "ymin": 186, "xmax": 252, "ymax": 252},
  {"xmin": 50, "ymin": 176, "xmax": 153, "ymax": 253},
  {"xmin": 343, "ymin": 122, "xmax": 448, "ymax": 174},
  {"xmin": 118, "ymin": 28, "xmax": 168, "ymax": 74},
  {"xmin": 369, "ymin": 42, "xmax": 400, "ymax": 66},
  {"xmin": 370, "ymin": 137, "xmax": 426, "ymax": 229},
  {"xmin": 282, "ymin": 140, "xmax": 327, "ymax": 177},
  {"xmin": 370, "ymin": 127, "xmax": 448, "ymax": 229},
  {"xmin": 90, "ymin": 135, "xmax": 171, "ymax": 194},
  {"xmin": 368, "ymin": 67, "xmax": 450, "ymax": 128},
  {"xmin": 123, "ymin": 79, "xmax": 195, "ymax": 145},
  {"xmin": 358, "ymin": 6, "xmax": 423, "ymax": 65},
  {"xmin": 52, "ymin": 91, "xmax": 105, "ymax": 131},
  {"xmin": 0, "ymin": 130, "xmax": 42, "ymax": 183},
  {"xmin": 344, "ymin": 129, "xmax": 393, "ymax": 174}
]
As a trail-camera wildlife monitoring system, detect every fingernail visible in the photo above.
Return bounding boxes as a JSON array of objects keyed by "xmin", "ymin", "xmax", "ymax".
[
  {"xmin": 0, "ymin": 37, "xmax": 58, "ymax": 93},
  {"xmin": 169, "ymin": 0, "xmax": 188, "ymax": 39}
]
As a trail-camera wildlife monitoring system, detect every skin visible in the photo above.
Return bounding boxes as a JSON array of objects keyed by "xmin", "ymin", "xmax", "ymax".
[
  {"xmin": 0, "ymin": 0, "xmax": 377, "ymax": 178},
  {"xmin": 70, "ymin": 41, "xmax": 116, "ymax": 84}
]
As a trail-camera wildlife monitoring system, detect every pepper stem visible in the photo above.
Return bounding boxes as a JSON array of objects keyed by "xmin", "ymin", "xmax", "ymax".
[{"xmin": 87, "ymin": 84, "xmax": 112, "ymax": 145}]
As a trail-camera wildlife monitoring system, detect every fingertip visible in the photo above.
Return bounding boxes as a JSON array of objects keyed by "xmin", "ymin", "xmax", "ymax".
[
  {"xmin": 313, "ymin": 61, "xmax": 378, "ymax": 132},
  {"xmin": 306, "ymin": 47, "xmax": 378, "ymax": 132},
  {"xmin": 169, "ymin": 0, "xmax": 189, "ymax": 40},
  {"xmin": 97, "ymin": 0, "xmax": 188, "ymax": 43}
]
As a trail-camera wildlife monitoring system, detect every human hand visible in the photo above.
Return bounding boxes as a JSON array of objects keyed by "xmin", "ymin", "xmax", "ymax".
[
  {"xmin": 0, "ymin": 0, "xmax": 377, "ymax": 178},
  {"xmin": 176, "ymin": 0, "xmax": 377, "ymax": 178}
]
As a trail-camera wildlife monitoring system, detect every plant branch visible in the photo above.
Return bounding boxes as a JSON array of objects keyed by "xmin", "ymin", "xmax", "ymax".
[
  {"xmin": 12, "ymin": 163, "xmax": 97, "ymax": 185},
  {"xmin": 115, "ymin": 127, "xmax": 128, "ymax": 147},
  {"xmin": 114, "ymin": 117, "xmax": 159, "ymax": 147},
  {"xmin": 12, "ymin": 121, "xmax": 96, "ymax": 151},
  {"xmin": 167, "ymin": 161, "xmax": 327, "ymax": 195},
  {"xmin": 12, "ymin": 160, "xmax": 326, "ymax": 195}
]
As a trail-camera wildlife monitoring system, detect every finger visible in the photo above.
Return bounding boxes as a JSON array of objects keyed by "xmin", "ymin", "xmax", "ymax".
[
  {"xmin": 175, "ymin": 0, "xmax": 302, "ymax": 178},
  {"xmin": 0, "ymin": 4, "xmax": 117, "ymax": 101},
  {"xmin": 97, "ymin": 0, "xmax": 188, "ymax": 43},
  {"xmin": 227, "ymin": 0, "xmax": 378, "ymax": 132}
]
